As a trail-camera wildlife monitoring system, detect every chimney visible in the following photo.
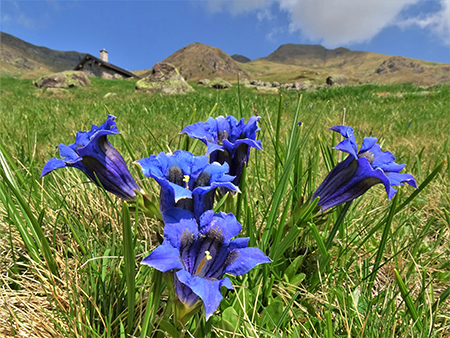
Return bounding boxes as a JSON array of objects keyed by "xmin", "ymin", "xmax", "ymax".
[{"xmin": 99, "ymin": 48, "xmax": 108, "ymax": 63}]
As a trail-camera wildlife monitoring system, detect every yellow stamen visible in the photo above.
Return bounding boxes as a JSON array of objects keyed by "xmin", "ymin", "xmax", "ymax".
[
  {"xmin": 196, "ymin": 251, "xmax": 212, "ymax": 276},
  {"xmin": 183, "ymin": 175, "xmax": 190, "ymax": 188}
]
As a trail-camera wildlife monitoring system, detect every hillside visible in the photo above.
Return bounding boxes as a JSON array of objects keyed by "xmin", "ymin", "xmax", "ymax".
[
  {"xmin": 231, "ymin": 54, "xmax": 251, "ymax": 63},
  {"xmin": 1, "ymin": 32, "xmax": 448, "ymax": 86},
  {"xmin": 0, "ymin": 31, "xmax": 85, "ymax": 78},
  {"xmin": 242, "ymin": 44, "xmax": 450, "ymax": 85},
  {"xmin": 137, "ymin": 43, "xmax": 249, "ymax": 81}
]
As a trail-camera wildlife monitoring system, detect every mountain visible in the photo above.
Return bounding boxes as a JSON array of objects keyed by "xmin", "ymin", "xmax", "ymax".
[
  {"xmin": 231, "ymin": 54, "xmax": 251, "ymax": 63},
  {"xmin": 1, "ymin": 32, "xmax": 448, "ymax": 86},
  {"xmin": 136, "ymin": 43, "xmax": 249, "ymax": 81},
  {"xmin": 0, "ymin": 31, "xmax": 85, "ymax": 78},
  {"xmin": 240, "ymin": 44, "xmax": 449, "ymax": 85}
]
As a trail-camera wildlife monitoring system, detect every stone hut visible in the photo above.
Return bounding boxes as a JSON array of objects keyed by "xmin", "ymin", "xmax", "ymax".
[{"xmin": 74, "ymin": 49, "xmax": 140, "ymax": 80}]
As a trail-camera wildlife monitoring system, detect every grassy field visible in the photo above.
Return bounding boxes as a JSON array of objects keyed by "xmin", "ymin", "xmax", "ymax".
[{"xmin": 0, "ymin": 77, "xmax": 449, "ymax": 337}]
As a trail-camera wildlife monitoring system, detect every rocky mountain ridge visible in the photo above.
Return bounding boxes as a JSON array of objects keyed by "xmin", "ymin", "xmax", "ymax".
[{"xmin": 1, "ymin": 32, "xmax": 448, "ymax": 85}]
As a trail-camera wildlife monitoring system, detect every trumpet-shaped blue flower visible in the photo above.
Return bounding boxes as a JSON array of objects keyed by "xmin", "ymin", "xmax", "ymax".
[
  {"xmin": 135, "ymin": 150, "xmax": 238, "ymax": 219},
  {"xmin": 313, "ymin": 126, "xmax": 417, "ymax": 211},
  {"xmin": 141, "ymin": 208, "xmax": 270, "ymax": 321},
  {"xmin": 41, "ymin": 115, "xmax": 140, "ymax": 201},
  {"xmin": 180, "ymin": 115, "xmax": 262, "ymax": 186}
]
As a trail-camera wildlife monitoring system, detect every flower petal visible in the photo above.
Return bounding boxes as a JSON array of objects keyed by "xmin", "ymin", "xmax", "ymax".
[
  {"xmin": 359, "ymin": 137, "xmax": 377, "ymax": 154},
  {"xmin": 71, "ymin": 114, "xmax": 119, "ymax": 149},
  {"xmin": 141, "ymin": 242, "xmax": 183, "ymax": 273},
  {"xmin": 176, "ymin": 269, "xmax": 233, "ymax": 320},
  {"xmin": 385, "ymin": 172, "xmax": 418, "ymax": 189},
  {"xmin": 162, "ymin": 207, "xmax": 195, "ymax": 225},
  {"xmin": 316, "ymin": 156, "xmax": 391, "ymax": 211},
  {"xmin": 224, "ymin": 247, "xmax": 271, "ymax": 276},
  {"xmin": 41, "ymin": 158, "xmax": 67, "ymax": 177},
  {"xmin": 199, "ymin": 211, "xmax": 242, "ymax": 243},
  {"xmin": 163, "ymin": 217, "xmax": 199, "ymax": 249},
  {"xmin": 330, "ymin": 125, "xmax": 358, "ymax": 159}
]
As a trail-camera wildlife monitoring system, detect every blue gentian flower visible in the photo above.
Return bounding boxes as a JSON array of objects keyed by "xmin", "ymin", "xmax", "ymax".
[
  {"xmin": 135, "ymin": 150, "xmax": 238, "ymax": 219},
  {"xmin": 41, "ymin": 115, "xmax": 140, "ymax": 201},
  {"xmin": 180, "ymin": 115, "xmax": 262, "ymax": 187},
  {"xmin": 312, "ymin": 125, "xmax": 417, "ymax": 211},
  {"xmin": 141, "ymin": 208, "xmax": 270, "ymax": 321}
]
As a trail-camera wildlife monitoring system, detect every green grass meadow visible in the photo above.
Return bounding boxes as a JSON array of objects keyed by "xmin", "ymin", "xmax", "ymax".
[{"xmin": 0, "ymin": 77, "xmax": 449, "ymax": 337}]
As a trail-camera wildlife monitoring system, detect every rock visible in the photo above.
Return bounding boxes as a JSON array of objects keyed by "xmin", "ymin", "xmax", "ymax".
[
  {"xmin": 197, "ymin": 79, "xmax": 210, "ymax": 85},
  {"xmin": 264, "ymin": 82, "xmax": 271, "ymax": 87},
  {"xmin": 326, "ymin": 74, "xmax": 348, "ymax": 86},
  {"xmin": 207, "ymin": 78, "xmax": 232, "ymax": 89},
  {"xmin": 375, "ymin": 56, "xmax": 425, "ymax": 75},
  {"xmin": 136, "ymin": 62, "xmax": 195, "ymax": 95},
  {"xmin": 240, "ymin": 78, "xmax": 250, "ymax": 85},
  {"xmin": 256, "ymin": 86, "xmax": 279, "ymax": 93},
  {"xmin": 250, "ymin": 80, "xmax": 258, "ymax": 85},
  {"xmin": 244, "ymin": 84, "xmax": 257, "ymax": 89},
  {"xmin": 33, "ymin": 71, "xmax": 91, "ymax": 88},
  {"xmin": 294, "ymin": 81, "xmax": 310, "ymax": 90},
  {"xmin": 272, "ymin": 81, "xmax": 280, "ymax": 88}
]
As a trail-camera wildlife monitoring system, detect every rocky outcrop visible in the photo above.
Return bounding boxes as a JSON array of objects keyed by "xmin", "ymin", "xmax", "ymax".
[
  {"xmin": 33, "ymin": 71, "xmax": 91, "ymax": 88},
  {"xmin": 135, "ymin": 62, "xmax": 195, "ymax": 95},
  {"xmin": 207, "ymin": 78, "xmax": 232, "ymax": 89},
  {"xmin": 375, "ymin": 56, "xmax": 425, "ymax": 75},
  {"xmin": 246, "ymin": 80, "xmax": 314, "ymax": 91}
]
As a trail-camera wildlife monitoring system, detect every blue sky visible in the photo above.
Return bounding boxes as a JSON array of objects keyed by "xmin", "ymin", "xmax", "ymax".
[{"xmin": 1, "ymin": 0, "xmax": 449, "ymax": 71}]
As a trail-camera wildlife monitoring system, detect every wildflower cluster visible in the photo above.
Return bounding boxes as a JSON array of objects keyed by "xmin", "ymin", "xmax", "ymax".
[{"xmin": 41, "ymin": 112, "xmax": 416, "ymax": 325}]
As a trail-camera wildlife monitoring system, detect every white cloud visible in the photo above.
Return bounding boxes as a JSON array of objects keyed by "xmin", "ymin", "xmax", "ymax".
[
  {"xmin": 396, "ymin": 0, "xmax": 450, "ymax": 45},
  {"xmin": 266, "ymin": 26, "xmax": 285, "ymax": 41},
  {"xmin": 257, "ymin": 8, "xmax": 274, "ymax": 21},
  {"xmin": 202, "ymin": 0, "xmax": 450, "ymax": 47},
  {"xmin": 278, "ymin": 0, "xmax": 419, "ymax": 46}
]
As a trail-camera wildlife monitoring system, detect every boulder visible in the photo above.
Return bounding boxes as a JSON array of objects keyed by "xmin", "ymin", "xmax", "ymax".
[
  {"xmin": 197, "ymin": 78, "xmax": 210, "ymax": 86},
  {"xmin": 272, "ymin": 81, "xmax": 280, "ymax": 88},
  {"xmin": 136, "ymin": 62, "xmax": 195, "ymax": 95},
  {"xmin": 256, "ymin": 86, "xmax": 279, "ymax": 93},
  {"xmin": 264, "ymin": 82, "xmax": 271, "ymax": 87},
  {"xmin": 207, "ymin": 78, "xmax": 232, "ymax": 89},
  {"xmin": 240, "ymin": 78, "xmax": 250, "ymax": 85},
  {"xmin": 33, "ymin": 71, "xmax": 91, "ymax": 88},
  {"xmin": 326, "ymin": 74, "xmax": 348, "ymax": 85}
]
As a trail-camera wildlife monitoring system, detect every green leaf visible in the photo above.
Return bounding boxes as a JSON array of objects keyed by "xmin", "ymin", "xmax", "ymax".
[
  {"xmin": 394, "ymin": 269, "xmax": 424, "ymax": 334},
  {"xmin": 284, "ymin": 255, "xmax": 305, "ymax": 282},
  {"xmin": 260, "ymin": 300, "xmax": 284, "ymax": 329}
]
